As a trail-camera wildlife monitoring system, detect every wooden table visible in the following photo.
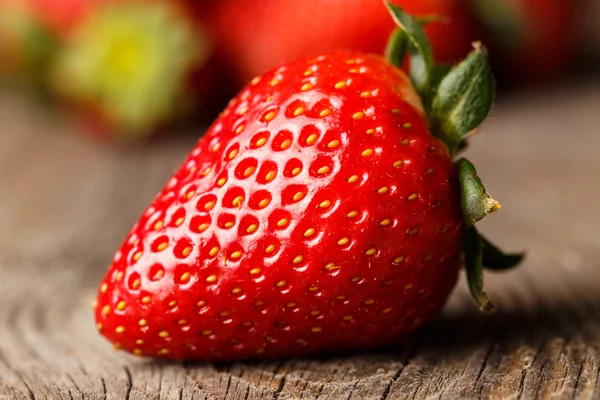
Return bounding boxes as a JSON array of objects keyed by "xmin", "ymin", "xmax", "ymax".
[{"xmin": 1, "ymin": 82, "xmax": 599, "ymax": 399}]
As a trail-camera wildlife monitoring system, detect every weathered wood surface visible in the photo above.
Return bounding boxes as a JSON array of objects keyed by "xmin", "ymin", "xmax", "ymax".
[{"xmin": 1, "ymin": 82, "xmax": 600, "ymax": 399}]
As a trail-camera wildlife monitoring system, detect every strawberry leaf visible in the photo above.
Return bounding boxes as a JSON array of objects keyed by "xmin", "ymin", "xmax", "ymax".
[
  {"xmin": 457, "ymin": 158, "xmax": 501, "ymax": 227},
  {"xmin": 385, "ymin": 28, "xmax": 408, "ymax": 68},
  {"xmin": 463, "ymin": 225, "xmax": 494, "ymax": 312},
  {"xmin": 482, "ymin": 235, "xmax": 524, "ymax": 270},
  {"xmin": 431, "ymin": 43, "xmax": 494, "ymax": 156},
  {"xmin": 384, "ymin": 1, "xmax": 434, "ymax": 96}
]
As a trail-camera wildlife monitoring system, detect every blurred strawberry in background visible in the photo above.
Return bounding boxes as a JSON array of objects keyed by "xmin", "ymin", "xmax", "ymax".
[
  {"xmin": 0, "ymin": 0, "xmax": 57, "ymax": 87},
  {"xmin": 50, "ymin": 1, "xmax": 215, "ymax": 140},
  {"xmin": 213, "ymin": 0, "xmax": 481, "ymax": 86},
  {"xmin": 470, "ymin": 0, "xmax": 577, "ymax": 83}
]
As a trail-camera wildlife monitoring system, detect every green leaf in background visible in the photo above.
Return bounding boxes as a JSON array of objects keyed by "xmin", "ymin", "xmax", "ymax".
[
  {"xmin": 385, "ymin": 28, "xmax": 408, "ymax": 68},
  {"xmin": 457, "ymin": 158, "xmax": 501, "ymax": 227},
  {"xmin": 463, "ymin": 225, "xmax": 494, "ymax": 312},
  {"xmin": 431, "ymin": 43, "xmax": 494, "ymax": 156}
]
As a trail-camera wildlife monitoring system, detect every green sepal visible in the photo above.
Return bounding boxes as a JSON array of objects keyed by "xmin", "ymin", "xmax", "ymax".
[
  {"xmin": 385, "ymin": 28, "xmax": 408, "ymax": 68},
  {"xmin": 431, "ymin": 43, "xmax": 494, "ymax": 156},
  {"xmin": 457, "ymin": 158, "xmax": 501, "ymax": 227},
  {"xmin": 463, "ymin": 225, "xmax": 494, "ymax": 312},
  {"xmin": 482, "ymin": 236, "xmax": 524, "ymax": 270},
  {"xmin": 384, "ymin": 1, "xmax": 433, "ymax": 96}
]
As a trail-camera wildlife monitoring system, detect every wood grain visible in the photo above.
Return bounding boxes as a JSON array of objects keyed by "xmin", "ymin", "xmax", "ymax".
[{"xmin": 1, "ymin": 82, "xmax": 600, "ymax": 399}]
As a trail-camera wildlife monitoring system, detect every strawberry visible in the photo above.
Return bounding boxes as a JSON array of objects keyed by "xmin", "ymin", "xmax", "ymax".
[
  {"xmin": 94, "ymin": 4, "xmax": 521, "ymax": 360},
  {"xmin": 50, "ymin": 0, "xmax": 214, "ymax": 140},
  {"xmin": 213, "ymin": 0, "xmax": 481, "ymax": 85},
  {"xmin": 468, "ymin": 0, "xmax": 577, "ymax": 82}
]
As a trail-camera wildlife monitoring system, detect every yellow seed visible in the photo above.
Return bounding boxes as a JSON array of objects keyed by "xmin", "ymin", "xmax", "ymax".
[
  {"xmin": 342, "ymin": 315, "xmax": 353, "ymax": 321},
  {"xmin": 238, "ymin": 106, "xmax": 249, "ymax": 115},
  {"xmin": 113, "ymin": 343, "xmax": 122, "ymax": 351},
  {"xmin": 364, "ymin": 299, "xmax": 375, "ymax": 305},
  {"xmin": 100, "ymin": 283, "xmax": 108, "ymax": 293},
  {"xmin": 204, "ymin": 200, "xmax": 216, "ymax": 210},
  {"xmin": 138, "ymin": 319, "xmax": 147, "ymax": 326},
  {"xmin": 276, "ymin": 280, "xmax": 287, "ymax": 287},
  {"xmin": 377, "ymin": 186, "xmax": 389, "ymax": 195},
  {"xmin": 216, "ymin": 178, "xmax": 227, "ymax": 187},
  {"xmin": 380, "ymin": 218, "xmax": 392, "ymax": 226},
  {"xmin": 185, "ymin": 190, "xmax": 195, "ymax": 200},
  {"xmin": 365, "ymin": 248, "xmax": 377, "ymax": 256},
  {"xmin": 393, "ymin": 160, "xmax": 403, "ymax": 168},
  {"xmin": 250, "ymin": 268, "xmax": 261, "ymax": 275},
  {"xmin": 269, "ymin": 78, "xmax": 280, "ymax": 86},
  {"xmin": 198, "ymin": 223, "xmax": 209, "ymax": 233},
  {"xmin": 346, "ymin": 210, "xmax": 359, "ymax": 218},
  {"xmin": 153, "ymin": 221, "xmax": 163, "ymax": 230},
  {"xmin": 159, "ymin": 331, "xmax": 169, "ymax": 338},
  {"xmin": 155, "ymin": 242, "xmax": 168, "ymax": 252},
  {"xmin": 425, "ymin": 168, "xmax": 434, "ymax": 175},
  {"xmin": 135, "ymin": 339, "xmax": 144, "ymax": 345},
  {"xmin": 232, "ymin": 196, "xmax": 244, "ymax": 207},
  {"xmin": 133, "ymin": 349, "xmax": 143, "ymax": 356},
  {"xmin": 254, "ymin": 300, "xmax": 264, "ymax": 306},
  {"xmin": 256, "ymin": 348, "xmax": 265, "ymax": 353},
  {"xmin": 393, "ymin": 256, "xmax": 405, "ymax": 264},
  {"xmin": 424, "ymin": 253, "xmax": 434, "ymax": 261},
  {"xmin": 347, "ymin": 175, "xmax": 359, "ymax": 184},
  {"xmin": 175, "ymin": 217, "xmax": 185, "ymax": 226},
  {"xmin": 211, "ymin": 143, "xmax": 221, "ymax": 152},
  {"xmin": 391, "ymin": 109, "xmax": 400, "ymax": 114},
  {"xmin": 224, "ymin": 221, "xmax": 234, "ymax": 229},
  {"xmin": 132, "ymin": 252, "xmax": 142, "ymax": 262},
  {"xmin": 141, "ymin": 296, "xmax": 151, "ymax": 304},
  {"xmin": 220, "ymin": 311, "xmax": 230, "ymax": 317},
  {"xmin": 400, "ymin": 139, "xmax": 410, "ymax": 146},
  {"xmin": 265, "ymin": 244, "xmax": 276, "ymax": 253},
  {"xmin": 293, "ymin": 255, "xmax": 304, "ymax": 264},
  {"xmin": 291, "ymin": 167, "xmax": 301, "ymax": 176},
  {"xmin": 401, "ymin": 123, "xmax": 412, "ymax": 129},
  {"xmin": 360, "ymin": 91, "xmax": 371, "ymax": 98},
  {"xmin": 318, "ymin": 200, "xmax": 332, "ymax": 208},
  {"xmin": 265, "ymin": 171, "xmax": 276, "ymax": 181},
  {"xmin": 407, "ymin": 193, "xmax": 418, "ymax": 201},
  {"xmin": 304, "ymin": 228, "xmax": 316, "ymax": 237},
  {"xmin": 206, "ymin": 274, "xmax": 218, "ymax": 283},
  {"xmin": 115, "ymin": 326, "xmax": 125, "ymax": 334},
  {"xmin": 158, "ymin": 349, "xmax": 170, "ymax": 355},
  {"xmin": 324, "ymin": 262, "xmax": 338, "ymax": 270},
  {"xmin": 231, "ymin": 287, "xmax": 242, "ymax": 294},
  {"xmin": 310, "ymin": 310, "xmax": 321, "ymax": 316},
  {"xmin": 180, "ymin": 272, "xmax": 191, "ymax": 282},
  {"xmin": 352, "ymin": 111, "xmax": 365, "ymax": 120},
  {"xmin": 181, "ymin": 247, "xmax": 192, "ymax": 257},
  {"xmin": 209, "ymin": 246, "xmax": 219, "ymax": 256},
  {"xmin": 301, "ymin": 82, "xmax": 313, "ymax": 91},
  {"xmin": 201, "ymin": 167, "xmax": 212, "ymax": 176},
  {"xmin": 202, "ymin": 329, "xmax": 213, "ymax": 336},
  {"xmin": 337, "ymin": 237, "xmax": 350, "ymax": 246},
  {"xmin": 92, "ymin": 300, "xmax": 98, "ymax": 310},
  {"xmin": 102, "ymin": 305, "xmax": 110, "ymax": 316},
  {"xmin": 304, "ymin": 69, "xmax": 313, "ymax": 76},
  {"xmin": 383, "ymin": 280, "xmax": 393, "ymax": 286},
  {"xmin": 382, "ymin": 308, "xmax": 393, "ymax": 314},
  {"xmin": 230, "ymin": 251, "xmax": 242, "ymax": 259},
  {"xmin": 246, "ymin": 224, "xmax": 258, "ymax": 234},
  {"xmin": 334, "ymin": 81, "xmax": 347, "ymax": 89},
  {"xmin": 349, "ymin": 68, "xmax": 359, "ymax": 73},
  {"xmin": 293, "ymin": 107, "xmax": 305, "ymax": 116},
  {"xmin": 317, "ymin": 166, "xmax": 330, "ymax": 175},
  {"xmin": 258, "ymin": 198, "xmax": 270, "ymax": 208},
  {"xmin": 404, "ymin": 284, "xmax": 414, "ymax": 291},
  {"xmin": 228, "ymin": 149, "xmax": 238, "ymax": 160},
  {"xmin": 366, "ymin": 128, "xmax": 375, "ymax": 135},
  {"xmin": 292, "ymin": 191, "xmax": 304, "ymax": 202},
  {"xmin": 319, "ymin": 109, "xmax": 332, "ymax": 117},
  {"xmin": 256, "ymin": 137, "xmax": 267, "ymax": 147},
  {"xmin": 287, "ymin": 302, "xmax": 297, "ymax": 308},
  {"xmin": 96, "ymin": 322, "xmax": 103, "ymax": 331},
  {"xmin": 361, "ymin": 149, "xmax": 374, "ymax": 157},
  {"xmin": 279, "ymin": 139, "xmax": 291, "ymax": 150},
  {"xmin": 277, "ymin": 218, "xmax": 289, "ymax": 227},
  {"xmin": 242, "ymin": 321, "xmax": 253, "ymax": 327},
  {"xmin": 306, "ymin": 133, "xmax": 318, "ymax": 145},
  {"xmin": 244, "ymin": 166, "xmax": 256, "ymax": 177},
  {"xmin": 311, "ymin": 327, "xmax": 323, "ymax": 333},
  {"xmin": 327, "ymin": 140, "xmax": 340, "ymax": 149},
  {"xmin": 168, "ymin": 300, "xmax": 177, "ymax": 307},
  {"xmin": 264, "ymin": 111, "xmax": 277, "ymax": 121},
  {"xmin": 116, "ymin": 301, "xmax": 126, "ymax": 311},
  {"xmin": 351, "ymin": 276, "xmax": 361, "ymax": 282},
  {"xmin": 308, "ymin": 285, "xmax": 319, "ymax": 292},
  {"xmin": 407, "ymin": 228, "xmax": 419, "ymax": 235},
  {"xmin": 250, "ymin": 76, "xmax": 261, "ymax": 85}
]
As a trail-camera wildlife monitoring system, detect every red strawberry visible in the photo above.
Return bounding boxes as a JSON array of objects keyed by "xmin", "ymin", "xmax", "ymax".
[
  {"xmin": 468, "ymin": 0, "xmax": 577, "ymax": 82},
  {"xmin": 213, "ymin": 0, "xmax": 481, "ymax": 85},
  {"xmin": 51, "ymin": 0, "xmax": 215, "ymax": 140},
  {"xmin": 94, "ymin": 4, "xmax": 520, "ymax": 360}
]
